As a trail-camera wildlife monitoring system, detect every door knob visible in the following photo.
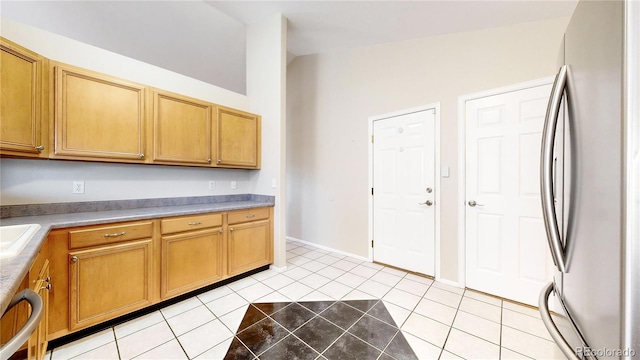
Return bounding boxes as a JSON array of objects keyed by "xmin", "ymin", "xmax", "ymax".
[
  {"xmin": 468, "ymin": 200, "xmax": 484, "ymax": 207},
  {"xmin": 418, "ymin": 200, "xmax": 433, "ymax": 206},
  {"xmin": 426, "ymin": 187, "xmax": 433, "ymax": 193}
]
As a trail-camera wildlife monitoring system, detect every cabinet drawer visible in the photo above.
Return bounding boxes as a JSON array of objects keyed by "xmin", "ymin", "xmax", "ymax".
[
  {"xmin": 228, "ymin": 207, "xmax": 270, "ymax": 225},
  {"xmin": 161, "ymin": 213, "xmax": 222, "ymax": 234},
  {"xmin": 69, "ymin": 222, "xmax": 153, "ymax": 249}
]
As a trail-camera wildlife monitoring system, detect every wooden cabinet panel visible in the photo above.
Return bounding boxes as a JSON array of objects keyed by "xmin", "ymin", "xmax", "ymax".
[
  {"xmin": 228, "ymin": 219, "xmax": 271, "ymax": 276},
  {"xmin": 160, "ymin": 213, "xmax": 222, "ymax": 235},
  {"xmin": 216, "ymin": 106, "xmax": 260, "ymax": 168},
  {"xmin": 28, "ymin": 259, "xmax": 50, "ymax": 360},
  {"xmin": 69, "ymin": 221, "xmax": 153, "ymax": 249},
  {"xmin": 0, "ymin": 38, "xmax": 47, "ymax": 157},
  {"xmin": 69, "ymin": 240, "xmax": 153, "ymax": 331},
  {"xmin": 47, "ymin": 230, "xmax": 69, "ymax": 340},
  {"xmin": 228, "ymin": 208, "xmax": 270, "ymax": 225},
  {"xmin": 152, "ymin": 90, "xmax": 213, "ymax": 165},
  {"xmin": 161, "ymin": 228, "xmax": 224, "ymax": 299},
  {"xmin": 53, "ymin": 64, "xmax": 146, "ymax": 162}
]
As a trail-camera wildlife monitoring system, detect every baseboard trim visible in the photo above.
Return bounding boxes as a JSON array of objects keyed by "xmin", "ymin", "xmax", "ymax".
[
  {"xmin": 435, "ymin": 277, "xmax": 464, "ymax": 289},
  {"xmin": 269, "ymin": 264, "xmax": 287, "ymax": 272},
  {"xmin": 286, "ymin": 236, "xmax": 370, "ymax": 262}
]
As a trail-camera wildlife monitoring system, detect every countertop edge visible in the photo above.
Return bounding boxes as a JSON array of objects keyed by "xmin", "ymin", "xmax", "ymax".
[{"xmin": 0, "ymin": 200, "xmax": 274, "ymax": 314}]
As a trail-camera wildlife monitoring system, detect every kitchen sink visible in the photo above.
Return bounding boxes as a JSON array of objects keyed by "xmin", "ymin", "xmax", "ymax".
[{"xmin": 0, "ymin": 224, "xmax": 42, "ymax": 259}]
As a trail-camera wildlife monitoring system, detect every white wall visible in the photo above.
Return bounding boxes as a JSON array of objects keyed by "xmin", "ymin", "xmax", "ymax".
[
  {"xmin": 0, "ymin": 18, "xmax": 255, "ymax": 205},
  {"xmin": 286, "ymin": 17, "xmax": 569, "ymax": 283},
  {"xmin": 1, "ymin": 1, "xmax": 247, "ymax": 94},
  {"xmin": 246, "ymin": 15, "xmax": 288, "ymax": 269}
]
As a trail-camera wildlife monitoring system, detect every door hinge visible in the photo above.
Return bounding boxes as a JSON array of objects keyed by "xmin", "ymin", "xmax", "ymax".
[
  {"xmin": 371, "ymin": 187, "xmax": 374, "ymax": 196},
  {"xmin": 371, "ymin": 135, "xmax": 374, "ymax": 143},
  {"xmin": 371, "ymin": 240, "xmax": 374, "ymax": 248}
]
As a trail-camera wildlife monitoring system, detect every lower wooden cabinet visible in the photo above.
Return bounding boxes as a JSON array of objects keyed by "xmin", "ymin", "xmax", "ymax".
[
  {"xmin": 228, "ymin": 219, "xmax": 272, "ymax": 277},
  {"xmin": 68, "ymin": 240, "xmax": 153, "ymax": 331},
  {"xmin": 161, "ymin": 228, "xmax": 224, "ymax": 299},
  {"xmin": 227, "ymin": 207, "xmax": 272, "ymax": 277},
  {"xmin": 28, "ymin": 258, "xmax": 50, "ymax": 360},
  {"xmin": 45, "ymin": 206, "xmax": 273, "ymax": 341}
]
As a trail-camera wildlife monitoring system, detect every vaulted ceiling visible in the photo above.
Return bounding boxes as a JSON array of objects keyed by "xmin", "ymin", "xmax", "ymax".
[{"xmin": 1, "ymin": 1, "xmax": 577, "ymax": 95}]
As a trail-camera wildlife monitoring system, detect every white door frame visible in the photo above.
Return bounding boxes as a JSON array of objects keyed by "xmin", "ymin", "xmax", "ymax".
[
  {"xmin": 368, "ymin": 103, "xmax": 441, "ymax": 279},
  {"xmin": 457, "ymin": 77, "xmax": 554, "ymax": 288}
]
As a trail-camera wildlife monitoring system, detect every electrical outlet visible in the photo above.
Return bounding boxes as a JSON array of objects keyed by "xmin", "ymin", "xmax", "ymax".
[
  {"xmin": 208, "ymin": 181, "xmax": 216, "ymax": 190},
  {"xmin": 72, "ymin": 181, "xmax": 85, "ymax": 194},
  {"xmin": 231, "ymin": 181, "xmax": 237, "ymax": 190}
]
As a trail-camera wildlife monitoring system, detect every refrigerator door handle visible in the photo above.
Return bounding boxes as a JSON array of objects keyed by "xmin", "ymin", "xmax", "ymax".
[
  {"xmin": 539, "ymin": 282, "xmax": 581, "ymax": 360},
  {"xmin": 540, "ymin": 65, "xmax": 568, "ymax": 273}
]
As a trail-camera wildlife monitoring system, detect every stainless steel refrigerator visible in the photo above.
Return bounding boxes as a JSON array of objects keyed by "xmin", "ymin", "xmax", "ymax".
[{"xmin": 538, "ymin": 0, "xmax": 639, "ymax": 359}]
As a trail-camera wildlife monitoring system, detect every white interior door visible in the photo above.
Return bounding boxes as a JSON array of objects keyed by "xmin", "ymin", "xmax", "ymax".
[
  {"xmin": 373, "ymin": 109, "xmax": 435, "ymax": 276},
  {"xmin": 465, "ymin": 84, "xmax": 554, "ymax": 306}
]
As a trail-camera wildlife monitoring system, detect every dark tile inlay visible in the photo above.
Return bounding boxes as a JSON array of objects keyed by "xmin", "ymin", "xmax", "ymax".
[
  {"xmin": 319, "ymin": 302, "xmax": 364, "ymax": 330},
  {"xmin": 226, "ymin": 300, "xmax": 418, "ymax": 360},
  {"xmin": 384, "ymin": 331, "xmax": 419, "ymax": 360},
  {"xmin": 366, "ymin": 301, "xmax": 398, "ymax": 327},
  {"xmin": 224, "ymin": 337, "xmax": 255, "ymax": 360},
  {"xmin": 343, "ymin": 299, "xmax": 378, "ymax": 313},
  {"xmin": 259, "ymin": 334, "xmax": 318, "ymax": 360},
  {"xmin": 323, "ymin": 333, "xmax": 381, "ymax": 360},
  {"xmin": 237, "ymin": 317, "xmax": 289, "ymax": 356},
  {"xmin": 348, "ymin": 315, "xmax": 399, "ymax": 351},
  {"xmin": 298, "ymin": 300, "xmax": 335, "ymax": 314},
  {"xmin": 253, "ymin": 302, "xmax": 291, "ymax": 316},
  {"xmin": 238, "ymin": 305, "xmax": 267, "ymax": 332},
  {"xmin": 293, "ymin": 316, "xmax": 344, "ymax": 353},
  {"xmin": 270, "ymin": 303, "xmax": 315, "ymax": 331}
]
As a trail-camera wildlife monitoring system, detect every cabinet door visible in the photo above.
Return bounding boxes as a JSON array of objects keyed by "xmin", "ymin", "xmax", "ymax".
[
  {"xmin": 69, "ymin": 240, "xmax": 153, "ymax": 331},
  {"xmin": 215, "ymin": 106, "xmax": 260, "ymax": 168},
  {"xmin": 228, "ymin": 220, "xmax": 271, "ymax": 276},
  {"xmin": 54, "ymin": 64, "xmax": 146, "ymax": 162},
  {"xmin": 0, "ymin": 38, "xmax": 46, "ymax": 157},
  {"xmin": 161, "ymin": 228, "xmax": 224, "ymax": 299},
  {"xmin": 152, "ymin": 90, "xmax": 213, "ymax": 166},
  {"xmin": 28, "ymin": 260, "xmax": 49, "ymax": 360}
]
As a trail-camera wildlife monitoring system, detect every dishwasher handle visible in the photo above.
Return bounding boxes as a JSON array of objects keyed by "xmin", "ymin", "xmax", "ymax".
[{"xmin": 0, "ymin": 289, "xmax": 43, "ymax": 360}]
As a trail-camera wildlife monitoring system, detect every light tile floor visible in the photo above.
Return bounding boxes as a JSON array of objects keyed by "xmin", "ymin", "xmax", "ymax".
[{"xmin": 47, "ymin": 239, "xmax": 564, "ymax": 359}]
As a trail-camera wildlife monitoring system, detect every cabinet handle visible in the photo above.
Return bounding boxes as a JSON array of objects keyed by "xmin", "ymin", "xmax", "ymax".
[
  {"xmin": 230, "ymin": 227, "xmax": 234, "ymax": 232},
  {"xmin": 35, "ymin": 145, "xmax": 45, "ymax": 151},
  {"xmin": 219, "ymin": 229, "xmax": 223, "ymax": 234},
  {"xmin": 217, "ymin": 159, "xmax": 221, "ymax": 164},
  {"xmin": 245, "ymin": 214, "xmax": 255, "ymax": 219},
  {"xmin": 41, "ymin": 283, "xmax": 52, "ymax": 291},
  {"xmin": 139, "ymin": 153, "xmax": 145, "ymax": 159},
  {"xmin": 207, "ymin": 158, "xmax": 212, "ymax": 163},
  {"xmin": 71, "ymin": 256, "xmax": 78, "ymax": 263},
  {"xmin": 45, "ymin": 277, "xmax": 51, "ymax": 283},
  {"xmin": 188, "ymin": 221, "xmax": 203, "ymax": 226},
  {"xmin": 104, "ymin": 231, "xmax": 126, "ymax": 238}
]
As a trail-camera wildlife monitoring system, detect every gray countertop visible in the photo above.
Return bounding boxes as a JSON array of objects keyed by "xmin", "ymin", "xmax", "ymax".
[{"xmin": 0, "ymin": 196, "xmax": 274, "ymax": 315}]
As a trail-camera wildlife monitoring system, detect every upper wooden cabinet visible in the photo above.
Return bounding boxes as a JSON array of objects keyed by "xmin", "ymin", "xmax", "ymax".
[
  {"xmin": 151, "ymin": 89, "xmax": 213, "ymax": 166},
  {"xmin": 1, "ymin": 39, "xmax": 262, "ymax": 169},
  {"xmin": 216, "ymin": 106, "xmax": 261, "ymax": 169},
  {"xmin": 52, "ymin": 63, "xmax": 147, "ymax": 162},
  {"xmin": 0, "ymin": 38, "xmax": 48, "ymax": 157}
]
